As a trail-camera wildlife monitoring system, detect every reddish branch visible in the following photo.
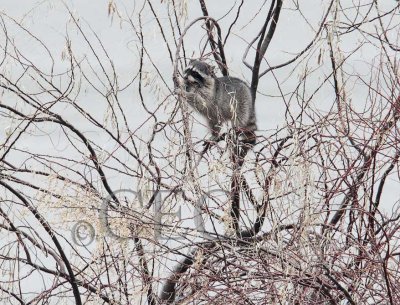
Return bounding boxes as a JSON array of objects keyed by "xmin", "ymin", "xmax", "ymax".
[
  {"xmin": 0, "ymin": 181, "xmax": 83, "ymax": 305},
  {"xmin": 198, "ymin": 0, "xmax": 228, "ymax": 75}
]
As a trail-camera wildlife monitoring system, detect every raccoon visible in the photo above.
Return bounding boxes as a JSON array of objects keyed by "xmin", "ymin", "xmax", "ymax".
[{"xmin": 176, "ymin": 59, "xmax": 257, "ymax": 144}]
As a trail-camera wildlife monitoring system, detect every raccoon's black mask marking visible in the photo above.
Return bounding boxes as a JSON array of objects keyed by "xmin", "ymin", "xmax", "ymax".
[
  {"xmin": 184, "ymin": 69, "xmax": 204, "ymax": 84},
  {"xmin": 184, "ymin": 60, "xmax": 215, "ymax": 86}
]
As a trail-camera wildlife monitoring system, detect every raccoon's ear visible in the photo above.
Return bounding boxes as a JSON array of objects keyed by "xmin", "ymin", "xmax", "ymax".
[
  {"xmin": 208, "ymin": 65, "xmax": 216, "ymax": 77},
  {"xmin": 188, "ymin": 59, "xmax": 197, "ymax": 66}
]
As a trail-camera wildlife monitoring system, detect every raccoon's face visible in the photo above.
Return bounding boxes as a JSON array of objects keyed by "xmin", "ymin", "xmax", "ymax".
[{"xmin": 183, "ymin": 60, "xmax": 215, "ymax": 87}]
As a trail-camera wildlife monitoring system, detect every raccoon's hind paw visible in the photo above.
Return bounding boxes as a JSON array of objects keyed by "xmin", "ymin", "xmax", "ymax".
[
  {"xmin": 241, "ymin": 138, "xmax": 256, "ymax": 147},
  {"xmin": 236, "ymin": 127, "xmax": 256, "ymax": 146},
  {"xmin": 204, "ymin": 133, "xmax": 225, "ymax": 145}
]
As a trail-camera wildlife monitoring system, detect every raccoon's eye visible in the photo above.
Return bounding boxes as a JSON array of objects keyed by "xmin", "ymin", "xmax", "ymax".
[
  {"xmin": 190, "ymin": 71, "xmax": 204, "ymax": 82},
  {"xmin": 191, "ymin": 71, "xmax": 200, "ymax": 78}
]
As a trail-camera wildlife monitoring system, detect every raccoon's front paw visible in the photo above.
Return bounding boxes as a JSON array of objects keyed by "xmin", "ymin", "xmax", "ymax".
[{"xmin": 174, "ymin": 88, "xmax": 188, "ymax": 98}]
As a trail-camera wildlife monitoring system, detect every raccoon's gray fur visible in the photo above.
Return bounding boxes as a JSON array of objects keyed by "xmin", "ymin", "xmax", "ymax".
[{"xmin": 178, "ymin": 59, "xmax": 257, "ymax": 143}]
